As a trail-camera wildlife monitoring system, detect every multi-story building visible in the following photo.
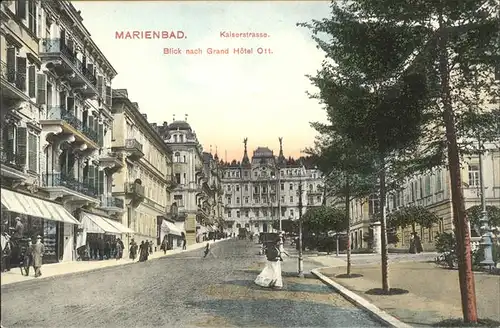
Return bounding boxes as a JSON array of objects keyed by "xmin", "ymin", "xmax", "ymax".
[
  {"xmin": 220, "ymin": 138, "xmax": 324, "ymax": 235},
  {"xmin": 111, "ymin": 89, "xmax": 175, "ymax": 254},
  {"xmin": 0, "ymin": 0, "xmax": 84, "ymax": 265},
  {"xmin": 158, "ymin": 117, "xmax": 217, "ymax": 245},
  {"xmin": 349, "ymin": 147, "xmax": 500, "ymax": 252},
  {"xmin": 200, "ymin": 151, "xmax": 224, "ymax": 234}
]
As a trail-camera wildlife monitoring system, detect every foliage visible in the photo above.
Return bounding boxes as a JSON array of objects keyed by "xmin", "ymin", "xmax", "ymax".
[
  {"xmin": 302, "ymin": 206, "xmax": 347, "ymax": 234},
  {"xmin": 466, "ymin": 205, "xmax": 500, "ymax": 233},
  {"xmin": 271, "ymin": 219, "xmax": 298, "ymax": 234},
  {"xmin": 363, "ymin": 228, "xmax": 399, "ymax": 246},
  {"xmin": 435, "ymin": 232, "xmax": 458, "ymax": 268},
  {"xmin": 387, "ymin": 205, "xmax": 441, "ymax": 232}
]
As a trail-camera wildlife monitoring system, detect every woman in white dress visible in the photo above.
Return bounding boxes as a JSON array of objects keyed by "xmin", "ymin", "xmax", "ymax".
[{"xmin": 255, "ymin": 235, "xmax": 289, "ymax": 289}]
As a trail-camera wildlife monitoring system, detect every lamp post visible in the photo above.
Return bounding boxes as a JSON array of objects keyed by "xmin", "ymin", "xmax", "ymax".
[
  {"xmin": 277, "ymin": 166, "xmax": 282, "ymax": 232},
  {"xmin": 478, "ymin": 136, "xmax": 494, "ymax": 267},
  {"xmin": 297, "ymin": 172, "xmax": 304, "ymax": 278}
]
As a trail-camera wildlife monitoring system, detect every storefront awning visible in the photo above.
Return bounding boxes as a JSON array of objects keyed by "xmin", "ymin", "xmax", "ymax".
[
  {"xmin": 104, "ymin": 218, "xmax": 135, "ymax": 234},
  {"xmin": 161, "ymin": 220, "xmax": 183, "ymax": 236},
  {"xmin": 81, "ymin": 212, "xmax": 121, "ymax": 235},
  {"xmin": 1, "ymin": 188, "xmax": 81, "ymax": 225}
]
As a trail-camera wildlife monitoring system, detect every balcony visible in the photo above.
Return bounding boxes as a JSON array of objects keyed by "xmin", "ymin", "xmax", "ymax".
[
  {"xmin": 125, "ymin": 182, "xmax": 145, "ymax": 200},
  {"xmin": 41, "ymin": 173, "xmax": 99, "ymax": 203},
  {"xmin": 39, "ymin": 39, "xmax": 98, "ymax": 97},
  {"xmin": 112, "ymin": 139, "xmax": 144, "ymax": 161},
  {"xmin": 0, "ymin": 148, "xmax": 27, "ymax": 180},
  {"xmin": 99, "ymin": 151, "xmax": 124, "ymax": 175},
  {"xmin": 0, "ymin": 61, "xmax": 29, "ymax": 102},
  {"xmin": 41, "ymin": 107, "xmax": 99, "ymax": 149},
  {"xmin": 99, "ymin": 196, "xmax": 125, "ymax": 213}
]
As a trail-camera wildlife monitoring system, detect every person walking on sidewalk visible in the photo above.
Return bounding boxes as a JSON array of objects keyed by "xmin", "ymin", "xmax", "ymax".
[
  {"xmin": 129, "ymin": 239, "xmax": 138, "ymax": 260},
  {"xmin": 115, "ymin": 238, "xmax": 123, "ymax": 260},
  {"xmin": 22, "ymin": 239, "xmax": 34, "ymax": 276},
  {"xmin": 32, "ymin": 235, "xmax": 45, "ymax": 278},
  {"xmin": 139, "ymin": 241, "xmax": 147, "ymax": 262},
  {"xmin": 203, "ymin": 242, "xmax": 216, "ymax": 258},
  {"xmin": 1, "ymin": 232, "xmax": 12, "ymax": 272},
  {"xmin": 161, "ymin": 236, "xmax": 168, "ymax": 254},
  {"xmin": 182, "ymin": 238, "xmax": 186, "ymax": 250}
]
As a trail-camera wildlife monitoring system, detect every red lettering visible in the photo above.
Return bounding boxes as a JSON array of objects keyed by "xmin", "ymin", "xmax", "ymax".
[
  {"xmin": 115, "ymin": 31, "xmax": 124, "ymax": 39},
  {"xmin": 162, "ymin": 31, "xmax": 169, "ymax": 39},
  {"xmin": 177, "ymin": 31, "xmax": 185, "ymax": 39},
  {"xmin": 145, "ymin": 31, "xmax": 151, "ymax": 39},
  {"xmin": 132, "ymin": 31, "xmax": 140, "ymax": 39}
]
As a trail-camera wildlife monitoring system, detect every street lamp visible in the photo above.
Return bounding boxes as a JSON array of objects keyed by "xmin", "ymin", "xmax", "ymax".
[
  {"xmin": 297, "ymin": 171, "xmax": 304, "ymax": 278},
  {"xmin": 478, "ymin": 136, "xmax": 495, "ymax": 267}
]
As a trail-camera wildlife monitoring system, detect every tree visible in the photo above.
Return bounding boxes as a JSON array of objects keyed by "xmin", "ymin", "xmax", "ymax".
[
  {"xmin": 466, "ymin": 205, "xmax": 500, "ymax": 234},
  {"xmin": 388, "ymin": 205, "xmax": 441, "ymax": 234},
  {"xmin": 299, "ymin": 0, "xmax": 498, "ymax": 322},
  {"xmin": 272, "ymin": 219, "xmax": 298, "ymax": 234},
  {"xmin": 307, "ymin": 130, "xmax": 377, "ymax": 276},
  {"xmin": 302, "ymin": 205, "xmax": 348, "ymax": 235}
]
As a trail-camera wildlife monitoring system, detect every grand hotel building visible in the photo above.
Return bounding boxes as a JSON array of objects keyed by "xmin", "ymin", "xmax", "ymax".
[{"xmin": 220, "ymin": 138, "xmax": 324, "ymax": 234}]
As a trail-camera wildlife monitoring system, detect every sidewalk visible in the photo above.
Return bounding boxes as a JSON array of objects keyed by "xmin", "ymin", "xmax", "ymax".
[
  {"xmin": 0, "ymin": 238, "xmax": 229, "ymax": 286},
  {"xmin": 317, "ymin": 261, "xmax": 500, "ymax": 326}
]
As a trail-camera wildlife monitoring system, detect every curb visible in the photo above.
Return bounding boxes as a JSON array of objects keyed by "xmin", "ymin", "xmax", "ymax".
[
  {"xmin": 311, "ymin": 267, "xmax": 412, "ymax": 328},
  {"xmin": 1, "ymin": 238, "xmax": 229, "ymax": 287}
]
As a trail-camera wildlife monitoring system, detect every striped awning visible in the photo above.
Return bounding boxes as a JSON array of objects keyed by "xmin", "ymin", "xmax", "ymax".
[
  {"xmin": 1, "ymin": 188, "xmax": 81, "ymax": 225},
  {"xmin": 81, "ymin": 212, "xmax": 121, "ymax": 235},
  {"xmin": 104, "ymin": 217, "xmax": 135, "ymax": 234},
  {"xmin": 161, "ymin": 220, "xmax": 183, "ymax": 236}
]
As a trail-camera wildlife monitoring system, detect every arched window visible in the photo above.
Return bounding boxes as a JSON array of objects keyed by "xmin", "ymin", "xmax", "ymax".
[{"xmin": 174, "ymin": 152, "xmax": 180, "ymax": 163}]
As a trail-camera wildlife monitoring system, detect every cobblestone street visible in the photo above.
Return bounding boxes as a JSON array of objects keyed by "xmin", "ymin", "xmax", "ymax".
[{"xmin": 1, "ymin": 239, "xmax": 382, "ymax": 328}]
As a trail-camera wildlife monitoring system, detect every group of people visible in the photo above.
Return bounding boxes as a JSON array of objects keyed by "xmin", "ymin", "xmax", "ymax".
[
  {"xmin": 1, "ymin": 231, "xmax": 45, "ymax": 278},
  {"xmin": 82, "ymin": 237, "xmax": 125, "ymax": 261},
  {"xmin": 255, "ymin": 232, "xmax": 289, "ymax": 289},
  {"xmin": 128, "ymin": 239, "xmax": 156, "ymax": 262}
]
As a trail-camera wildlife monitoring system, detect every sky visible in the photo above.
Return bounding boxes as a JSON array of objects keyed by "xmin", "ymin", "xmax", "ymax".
[{"xmin": 73, "ymin": 1, "xmax": 331, "ymax": 162}]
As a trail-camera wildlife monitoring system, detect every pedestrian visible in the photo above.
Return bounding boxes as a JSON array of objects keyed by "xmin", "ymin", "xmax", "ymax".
[
  {"xmin": 161, "ymin": 236, "xmax": 168, "ymax": 254},
  {"xmin": 104, "ymin": 240, "xmax": 111, "ymax": 260},
  {"xmin": 98, "ymin": 236, "xmax": 104, "ymax": 260},
  {"xmin": 182, "ymin": 238, "xmax": 187, "ymax": 250},
  {"xmin": 1, "ymin": 232, "xmax": 12, "ymax": 272},
  {"xmin": 255, "ymin": 236, "xmax": 284, "ymax": 289},
  {"xmin": 203, "ymin": 242, "xmax": 215, "ymax": 258},
  {"xmin": 13, "ymin": 217, "xmax": 24, "ymax": 239},
  {"xmin": 129, "ymin": 239, "xmax": 138, "ymax": 260},
  {"xmin": 139, "ymin": 241, "xmax": 147, "ymax": 262},
  {"xmin": 115, "ymin": 238, "xmax": 123, "ymax": 260},
  {"xmin": 22, "ymin": 239, "xmax": 34, "ymax": 276},
  {"xmin": 32, "ymin": 235, "xmax": 45, "ymax": 278},
  {"xmin": 148, "ymin": 240, "xmax": 153, "ymax": 254}
]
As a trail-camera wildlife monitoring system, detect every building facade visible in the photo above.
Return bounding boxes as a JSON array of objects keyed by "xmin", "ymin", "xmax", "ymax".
[
  {"xmin": 349, "ymin": 147, "xmax": 500, "ymax": 252},
  {"xmin": 158, "ymin": 117, "xmax": 219, "ymax": 245},
  {"xmin": 220, "ymin": 138, "xmax": 324, "ymax": 235},
  {"xmin": 111, "ymin": 89, "xmax": 175, "ymax": 254}
]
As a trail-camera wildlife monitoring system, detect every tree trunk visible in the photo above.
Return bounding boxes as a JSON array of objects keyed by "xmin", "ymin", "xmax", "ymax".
[
  {"xmin": 345, "ymin": 175, "xmax": 352, "ymax": 276},
  {"xmin": 412, "ymin": 223, "xmax": 416, "ymax": 234},
  {"xmin": 438, "ymin": 15, "xmax": 478, "ymax": 323},
  {"xmin": 379, "ymin": 159, "xmax": 390, "ymax": 293}
]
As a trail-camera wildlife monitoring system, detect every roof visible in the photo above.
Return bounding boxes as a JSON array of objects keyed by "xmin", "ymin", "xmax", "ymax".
[{"xmin": 169, "ymin": 121, "xmax": 192, "ymax": 131}]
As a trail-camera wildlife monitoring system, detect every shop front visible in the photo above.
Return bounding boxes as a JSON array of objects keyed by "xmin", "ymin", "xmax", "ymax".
[
  {"xmin": 78, "ymin": 211, "xmax": 135, "ymax": 260},
  {"xmin": 158, "ymin": 216, "xmax": 183, "ymax": 249},
  {"xmin": 0, "ymin": 188, "xmax": 81, "ymax": 266}
]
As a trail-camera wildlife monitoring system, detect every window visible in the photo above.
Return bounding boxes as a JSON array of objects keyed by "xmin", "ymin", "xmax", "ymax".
[
  {"xmin": 435, "ymin": 171, "xmax": 442, "ymax": 191},
  {"xmin": 244, "ymin": 171, "xmax": 248, "ymax": 177},
  {"xmin": 289, "ymin": 196, "xmax": 293, "ymax": 203},
  {"xmin": 28, "ymin": 0, "xmax": 37, "ymax": 36},
  {"xmin": 236, "ymin": 185, "xmax": 240, "ymax": 192},
  {"xmin": 411, "ymin": 182, "xmax": 415, "ymax": 202},
  {"xmin": 227, "ymin": 185, "xmax": 231, "ymax": 191},
  {"xmin": 280, "ymin": 183, "xmax": 284, "ymax": 191},
  {"xmin": 236, "ymin": 197, "xmax": 240, "ymax": 204},
  {"xmin": 226, "ymin": 197, "xmax": 231, "ymax": 204},
  {"xmin": 368, "ymin": 194, "xmax": 379, "ymax": 216},
  {"xmin": 309, "ymin": 184, "xmax": 313, "ymax": 191},
  {"xmin": 316, "ymin": 196, "xmax": 321, "ymax": 203},
  {"xmin": 290, "ymin": 209, "xmax": 294, "ymax": 217},
  {"xmin": 228, "ymin": 211, "xmax": 232, "ymax": 218},
  {"xmin": 419, "ymin": 178, "xmax": 423, "ymax": 199},
  {"xmin": 244, "ymin": 197, "xmax": 249, "ymax": 204},
  {"xmin": 183, "ymin": 173, "xmax": 186, "ymax": 184},
  {"xmin": 245, "ymin": 210, "xmax": 249, "ymax": 217},
  {"xmin": 244, "ymin": 185, "xmax": 248, "ymax": 191},
  {"xmin": 425, "ymin": 176, "xmax": 431, "ymax": 196},
  {"xmin": 174, "ymin": 173, "xmax": 181, "ymax": 184},
  {"xmin": 468, "ymin": 165, "xmax": 479, "ymax": 187},
  {"xmin": 183, "ymin": 155, "xmax": 186, "ymax": 163},
  {"xmin": 236, "ymin": 211, "xmax": 240, "ymax": 218},
  {"xmin": 289, "ymin": 183, "xmax": 293, "ymax": 190},
  {"xmin": 27, "ymin": 133, "xmax": 37, "ymax": 172},
  {"xmin": 174, "ymin": 152, "xmax": 180, "ymax": 163}
]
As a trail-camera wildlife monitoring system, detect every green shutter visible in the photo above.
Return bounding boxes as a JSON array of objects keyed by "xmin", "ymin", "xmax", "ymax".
[
  {"xmin": 94, "ymin": 166, "xmax": 99, "ymax": 190},
  {"xmin": 98, "ymin": 124, "xmax": 104, "ymax": 147},
  {"xmin": 16, "ymin": 0, "xmax": 26, "ymax": 19},
  {"xmin": 28, "ymin": 65, "xmax": 36, "ymax": 98},
  {"xmin": 28, "ymin": 133, "xmax": 37, "ymax": 172},
  {"xmin": 88, "ymin": 164, "xmax": 95, "ymax": 190},
  {"xmin": 37, "ymin": 73, "xmax": 46, "ymax": 104},
  {"xmin": 98, "ymin": 170, "xmax": 105, "ymax": 195},
  {"xmin": 16, "ymin": 56, "xmax": 27, "ymax": 91},
  {"xmin": 16, "ymin": 127, "xmax": 27, "ymax": 165},
  {"xmin": 6, "ymin": 48, "xmax": 15, "ymax": 82}
]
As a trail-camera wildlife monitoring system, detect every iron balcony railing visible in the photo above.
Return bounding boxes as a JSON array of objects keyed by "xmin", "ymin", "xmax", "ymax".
[
  {"xmin": 43, "ymin": 173, "xmax": 98, "ymax": 198},
  {"xmin": 103, "ymin": 196, "xmax": 124, "ymax": 209},
  {"xmin": 1, "ymin": 61, "xmax": 26, "ymax": 91},
  {"xmin": 46, "ymin": 107, "xmax": 99, "ymax": 144},
  {"xmin": 0, "ymin": 147, "xmax": 23, "ymax": 167},
  {"xmin": 124, "ymin": 139, "xmax": 143, "ymax": 153},
  {"xmin": 40, "ymin": 39, "xmax": 98, "ymax": 88}
]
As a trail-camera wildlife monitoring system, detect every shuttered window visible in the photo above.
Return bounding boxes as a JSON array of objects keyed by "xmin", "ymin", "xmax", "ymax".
[
  {"xmin": 98, "ymin": 171, "xmax": 105, "ymax": 195},
  {"xmin": 28, "ymin": 0, "xmax": 36, "ymax": 36},
  {"xmin": 94, "ymin": 166, "xmax": 99, "ymax": 191},
  {"xmin": 98, "ymin": 124, "xmax": 104, "ymax": 147},
  {"xmin": 16, "ymin": 0, "xmax": 26, "ymax": 19},
  {"xmin": 37, "ymin": 73, "xmax": 47, "ymax": 104},
  {"xmin": 97, "ymin": 76, "xmax": 104, "ymax": 97},
  {"xmin": 87, "ymin": 163, "xmax": 95, "ymax": 188},
  {"xmin": 28, "ymin": 133, "xmax": 37, "ymax": 172},
  {"xmin": 105, "ymin": 86, "xmax": 112, "ymax": 106},
  {"xmin": 88, "ymin": 115, "xmax": 94, "ymax": 132},
  {"xmin": 28, "ymin": 65, "xmax": 36, "ymax": 98},
  {"xmin": 6, "ymin": 48, "xmax": 16, "ymax": 83},
  {"xmin": 67, "ymin": 96, "xmax": 74, "ymax": 112},
  {"xmin": 16, "ymin": 56, "xmax": 27, "ymax": 91},
  {"xmin": 16, "ymin": 127, "xmax": 27, "ymax": 166}
]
